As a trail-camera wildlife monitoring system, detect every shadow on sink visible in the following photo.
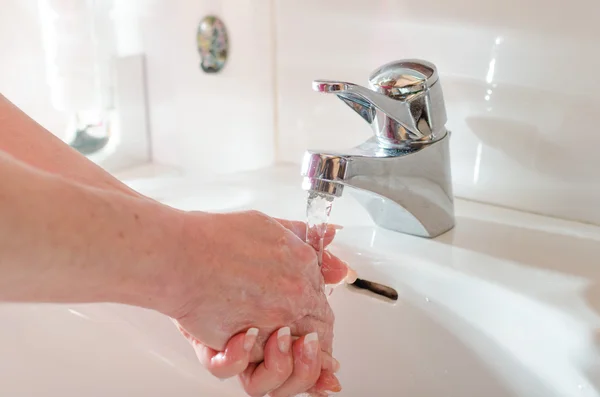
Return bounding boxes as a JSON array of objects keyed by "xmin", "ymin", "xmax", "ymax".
[
  {"xmin": 437, "ymin": 216, "xmax": 600, "ymax": 320},
  {"xmin": 436, "ymin": 216, "xmax": 600, "ymax": 393},
  {"xmin": 331, "ymin": 223, "xmax": 600, "ymax": 397},
  {"xmin": 331, "ymin": 239, "xmax": 564, "ymax": 397}
]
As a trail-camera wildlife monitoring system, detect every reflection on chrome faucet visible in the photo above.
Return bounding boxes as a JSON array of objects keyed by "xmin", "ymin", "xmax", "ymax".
[{"xmin": 301, "ymin": 59, "xmax": 455, "ymax": 238}]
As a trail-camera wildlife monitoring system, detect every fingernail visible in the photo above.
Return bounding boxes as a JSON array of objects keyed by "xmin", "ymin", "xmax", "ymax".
[
  {"xmin": 277, "ymin": 327, "xmax": 291, "ymax": 353},
  {"xmin": 330, "ymin": 224, "xmax": 344, "ymax": 230},
  {"xmin": 244, "ymin": 328, "xmax": 259, "ymax": 352},
  {"xmin": 303, "ymin": 332, "xmax": 319, "ymax": 360},
  {"xmin": 345, "ymin": 266, "xmax": 358, "ymax": 284}
]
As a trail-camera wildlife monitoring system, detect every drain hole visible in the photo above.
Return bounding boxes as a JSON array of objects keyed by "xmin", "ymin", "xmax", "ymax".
[{"xmin": 349, "ymin": 278, "xmax": 398, "ymax": 301}]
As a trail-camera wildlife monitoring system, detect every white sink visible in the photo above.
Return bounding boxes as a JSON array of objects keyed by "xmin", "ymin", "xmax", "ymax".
[{"xmin": 1, "ymin": 166, "xmax": 598, "ymax": 397}]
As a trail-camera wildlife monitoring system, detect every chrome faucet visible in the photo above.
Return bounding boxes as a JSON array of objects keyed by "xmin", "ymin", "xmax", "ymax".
[{"xmin": 301, "ymin": 59, "xmax": 455, "ymax": 238}]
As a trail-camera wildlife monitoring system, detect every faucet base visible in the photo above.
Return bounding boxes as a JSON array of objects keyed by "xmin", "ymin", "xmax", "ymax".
[
  {"xmin": 301, "ymin": 131, "xmax": 455, "ymax": 239},
  {"xmin": 350, "ymin": 188, "xmax": 455, "ymax": 238}
]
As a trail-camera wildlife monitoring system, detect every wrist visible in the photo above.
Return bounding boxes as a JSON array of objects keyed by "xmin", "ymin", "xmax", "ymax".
[
  {"xmin": 132, "ymin": 208, "xmax": 215, "ymax": 319},
  {"xmin": 109, "ymin": 201, "xmax": 189, "ymax": 315}
]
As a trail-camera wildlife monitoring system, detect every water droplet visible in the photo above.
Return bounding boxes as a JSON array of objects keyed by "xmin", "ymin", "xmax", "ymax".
[
  {"xmin": 425, "ymin": 297, "xmax": 430, "ymax": 302},
  {"xmin": 578, "ymin": 384, "xmax": 584, "ymax": 390},
  {"xmin": 306, "ymin": 191, "xmax": 335, "ymax": 266}
]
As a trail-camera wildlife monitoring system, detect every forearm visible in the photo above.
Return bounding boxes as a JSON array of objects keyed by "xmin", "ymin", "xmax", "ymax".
[
  {"xmin": 0, "ymin": 93, "xmax": 140, "ymax": 197},
  {"xmin": 0, "ymin": 152, "xmax": 185, "ymax": 313}
]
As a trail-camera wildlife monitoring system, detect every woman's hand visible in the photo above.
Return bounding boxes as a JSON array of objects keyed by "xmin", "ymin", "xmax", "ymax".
[
  {"xmin": 0, "ymin": 93, "xmax": 350, "ymax": 396},
  {"xmin": 165, "ymin": 210, "xmax": 347, "ymax": 364},
  {"xmin": 176, "ymin": 217, "xmax": 351, "ymax": 396}
]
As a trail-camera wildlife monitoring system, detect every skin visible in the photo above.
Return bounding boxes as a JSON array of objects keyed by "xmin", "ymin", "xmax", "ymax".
[{"xmin": 0, "ymin": 94, "xmax": 351, "ymax": 396}]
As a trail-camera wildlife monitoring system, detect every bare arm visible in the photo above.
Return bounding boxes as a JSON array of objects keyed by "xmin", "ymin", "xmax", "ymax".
[
  {"xmin": 0, "ymin": 151, "xmax": 184, "ymax": 313},
  {"xmin": 0, "ymin": 92, "xmax": 345, "ymax": 396}
]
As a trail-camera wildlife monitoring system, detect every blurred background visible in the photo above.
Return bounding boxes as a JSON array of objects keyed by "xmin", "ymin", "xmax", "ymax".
[{"xmin": 2, "ymin": 0, "xmax": 600, "ymax": 226}]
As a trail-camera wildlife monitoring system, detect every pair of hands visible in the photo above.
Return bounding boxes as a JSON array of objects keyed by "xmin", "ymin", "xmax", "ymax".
[
  {"xmin": 166, "ymin": 210, "xmax": 351, "ymax": 396},
  {"xmin": 0, "ymin": 92, "xmax": 347, "ymax": 396}
]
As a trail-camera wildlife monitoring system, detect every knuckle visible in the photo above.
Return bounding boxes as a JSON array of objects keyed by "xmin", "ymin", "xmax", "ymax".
[{"xmin": 246, "ymin": 209, "xmax": 265, "ymax": 217}]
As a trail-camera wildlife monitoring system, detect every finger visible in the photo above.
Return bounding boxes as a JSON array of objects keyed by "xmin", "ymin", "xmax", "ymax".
[
  {"xmin": 269, "ymin": 333, "xmax": 322, "ymax": 397},
  {"xmin": 308, "ymin": 370, "xmax": 343, "ymax": 394},
  {"xmin": 275, "ymin": 218, "xmax": 340, "ymax": 247},
  {"xmin": 289, "ymin": 336, "xmax": 339, "ymax": 372},
  {"xmin": 286, "ymin": 351, "xmax": 341, "ymax": 395},
  {"xmin": 320, "ymin": 351, "xmax": 340, "ymax": 373},
  {"xmin": 239, "ymin": 327, "xmax": 294, "ymax": 396},
  {"xmin": 321, "ymin": 251, "xmax": 349, "ymax": 285},
  {"xmin": 193, "ymin": 328, "xmax": 259, "ymax": 379},
  {"xmin": 291, "ymin": 298, "xmax": 335, "ymax": 355}
]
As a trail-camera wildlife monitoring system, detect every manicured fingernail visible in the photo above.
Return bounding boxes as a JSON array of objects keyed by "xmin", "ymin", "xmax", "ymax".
[
  {"xmin": 345, "ymin": 266, "xmax": 358, "ymax": 284},
  {"xmin": 244, "ymin": 328, "xmax": 259, "ymax": 352},
  {"xmin": 277, "ymin": 327, "xmax": 291, "ymax": 353},
  {"xmin": 304, "ymin": 332, "xmax": 319, "ymax": 360}
]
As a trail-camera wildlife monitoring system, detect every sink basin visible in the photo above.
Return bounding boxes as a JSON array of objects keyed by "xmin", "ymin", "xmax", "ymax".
[
  {"xmin": 328, "ymin": 227, "xmax": 600, "ymax": 396},
  {"xmin": 1, "ymin": 165, "xmax": 598, "ymax": 397}
]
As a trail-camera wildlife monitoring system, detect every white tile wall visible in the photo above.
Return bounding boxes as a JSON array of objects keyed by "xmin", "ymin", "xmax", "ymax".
[
  {"xmin": 1, "ymin": 0, "xmax": 276, "ymax": 175},
  {"xmin": 274, "ymin": 0, "xmax": 600, "ymax": 226},
  {"xmin": 0, "ymin": 0, "xmax": 67, "ymax": 138},
  {"xmin": 4, "ymin": 0, "xmax": 600, "ymax": 225},
  {"xmin": 139, "ymin": 0, "xmax": 276, "ymax": 175}
]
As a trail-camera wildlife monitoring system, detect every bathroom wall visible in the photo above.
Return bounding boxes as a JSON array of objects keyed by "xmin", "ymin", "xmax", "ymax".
[
  {"xmin": 274, "ymin": 0, "xmax": 600, "ymax": 226},
  {"xmin": 0, "ymin": 0, "xmax": 275, "ymax": 175},
  {"xmin": 0, "ymin": 1, "xmax": 67, "ymax": 137},
  {"xmin": 138, "ymin": 0, "xmax": 276, "ymax": 175},
  {"xmin": 3, "ymin": 0, "xmax": 600, "ymax": 225}
]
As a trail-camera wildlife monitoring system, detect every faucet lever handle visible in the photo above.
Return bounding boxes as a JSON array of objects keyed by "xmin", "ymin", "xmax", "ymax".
[
  {"xmin": 312, "ymin": 80, "xmax": 354, "ymax": 94},
  {"xmin": 313, "ymin": 59, "xmax": 448, "ymax": 147}
]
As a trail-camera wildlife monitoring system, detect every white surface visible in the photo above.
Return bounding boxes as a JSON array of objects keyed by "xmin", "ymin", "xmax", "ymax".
[
  {"xmin": 1, "ymin": 165, "xmax": 598, "ymax": 397},
  {"xmin": 5, "ymin": 0, "xmax": 600, "ymax": 224},
  {"xmin": 2, "ymin": 0, "xmax": 276, "ymax": 176},
  {"xmin": 139, "ymin": 0, "xmax": 276, "ymax": 174},
  {"xmin": 37, "ymin": 0, "xmax": 115, "ymax": 112},
  {"xmin": 91, "ymin": 54, "xmax": 151, "ymax": 173},
  {"xmin": 274, "ymin": 0, "xmax": 600, "ymax": 225},
  {"xmin": 0, "ymin": 0, "xmax": 67, "ymax": 137}
]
